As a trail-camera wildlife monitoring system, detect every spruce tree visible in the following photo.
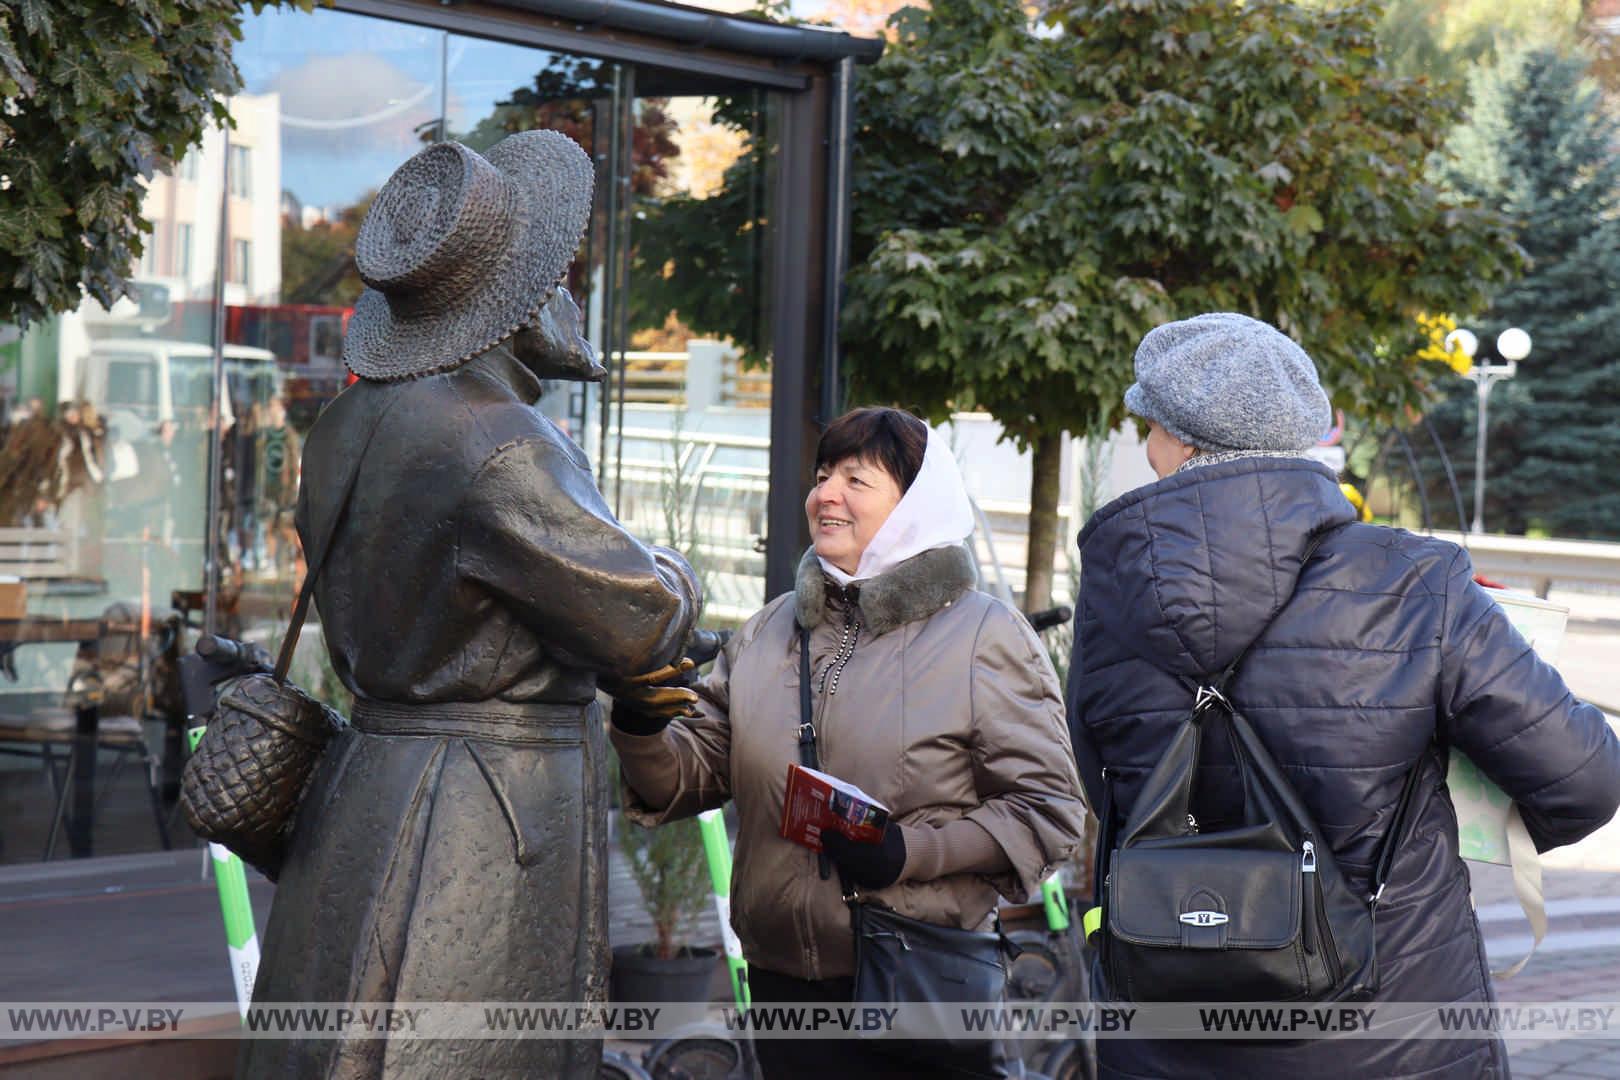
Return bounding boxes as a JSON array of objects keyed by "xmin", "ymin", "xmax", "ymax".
[
  {"xmin": 1437, "ymin": 48, "xmax": 1620, "ymax": 538},
  {"xmin": 835, "ymin": 0, "xmax": 1513, "ymax": 609}
]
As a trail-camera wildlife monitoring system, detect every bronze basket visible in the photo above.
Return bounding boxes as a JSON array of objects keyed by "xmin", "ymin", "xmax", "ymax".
[{"xmin": 179, "ymin": 674, "xmax": 344, "ymax": 881}]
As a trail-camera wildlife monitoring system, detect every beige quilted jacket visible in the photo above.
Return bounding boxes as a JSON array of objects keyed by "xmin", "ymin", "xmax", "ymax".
[{"xmin": 612, "ymin": 545, "xmax": 1087, "ymax": 980}]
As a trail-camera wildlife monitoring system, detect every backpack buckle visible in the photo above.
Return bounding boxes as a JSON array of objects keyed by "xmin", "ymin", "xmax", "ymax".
[{"xmin": 1194, "ymin": 685, "xmax": 1230, "ymax": 713}]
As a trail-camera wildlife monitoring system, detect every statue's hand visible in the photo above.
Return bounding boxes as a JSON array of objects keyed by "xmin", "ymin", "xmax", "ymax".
[{"xmin": 601, "ymin": 659, "xmax": 700, "ymax": 722}]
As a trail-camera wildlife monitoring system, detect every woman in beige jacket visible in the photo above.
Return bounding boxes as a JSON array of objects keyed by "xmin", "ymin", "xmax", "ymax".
[{"xmin": 608, "ymin": 407, "xmax": 1087, "ymax": 1079}]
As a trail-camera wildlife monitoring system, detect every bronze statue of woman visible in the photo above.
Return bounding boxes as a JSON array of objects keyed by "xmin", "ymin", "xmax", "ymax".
[{"xmin": 239, "ymin": 131, "xmax": 700, "ymax": 1079}]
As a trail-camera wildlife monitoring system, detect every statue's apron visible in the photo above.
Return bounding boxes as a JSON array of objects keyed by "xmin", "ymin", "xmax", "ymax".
[{"xmin": 237, "ymin": 698, "xmax": 609, "ymax": 1079}]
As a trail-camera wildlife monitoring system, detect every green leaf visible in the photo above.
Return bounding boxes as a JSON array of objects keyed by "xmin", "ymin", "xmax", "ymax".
[
  {"xmin": 1284, "ymin": 204, "xmax": 1326, "ymax": 235},
  {"xmin": 1256, "ymin": 160, "xmax": 1293, "ymax": 185},
  {"xmin": 0, "ymin": 18, "xmax": 37, "ymax": 95},
  {"xmin": 840, "ymin": 0, "xmax": 1514, "ymax": 462},
  {"xmin": 17, "ymin": 0, "xmax": 55, "ymax": 46},
  {"xmin": 0, "ymin": 0, "xmax": 309, "ymax": 329}
]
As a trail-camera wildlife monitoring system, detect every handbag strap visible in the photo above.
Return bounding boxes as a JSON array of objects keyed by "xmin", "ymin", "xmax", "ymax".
[
  {"xmin": 798, "ymin": 620, "xmax": 1015, "ymax": 952},
  {"xmin": 1206, "ymin": 532, "xmax": 1327, "ymax": 694},
  {"xmin": 798, "ymin": 621, "xmax": 817, "ymax": 769},
  {"xmin": 272, "ymin": 390, "xmax": 401, "ymax": 683},
  {"xmin": 798, "ymin": 624, "xmax": 837, "ymax": 885},
  {"xmin": 1169, "ymin": 533, "xmax": 1329, "ymax": 835}
]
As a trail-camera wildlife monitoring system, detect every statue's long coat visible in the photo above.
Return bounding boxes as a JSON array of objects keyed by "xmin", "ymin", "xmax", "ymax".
[{"xmin": 239, "ymin": 346, "xmax": 699, "ymax": 1079}]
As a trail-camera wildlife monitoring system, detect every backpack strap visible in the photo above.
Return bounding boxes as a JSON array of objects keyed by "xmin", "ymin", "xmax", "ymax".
[
  {"xmin": 1206, "ymin": 531, "xmax": 1327, "ymax": 695},
  {"xmin": 1194, "ymin": 526, "xmax": 1427, "ymax": 910}
]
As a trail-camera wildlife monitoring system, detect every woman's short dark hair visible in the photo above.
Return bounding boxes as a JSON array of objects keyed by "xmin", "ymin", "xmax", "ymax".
[{"xmin": 814, "ymin": 407, "xmax": 928, "ymax": 492}]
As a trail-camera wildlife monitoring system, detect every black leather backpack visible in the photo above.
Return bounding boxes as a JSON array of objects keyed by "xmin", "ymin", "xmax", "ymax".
[{"xmin": 1096, "ymin": 537, "xmax": 1423, "ymax": 1004}]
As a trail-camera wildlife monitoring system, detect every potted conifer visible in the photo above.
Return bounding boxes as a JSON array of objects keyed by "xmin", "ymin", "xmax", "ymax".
[{"xmin": 610, "ymin": 812, "xmax": 719, "ymax": 1003}]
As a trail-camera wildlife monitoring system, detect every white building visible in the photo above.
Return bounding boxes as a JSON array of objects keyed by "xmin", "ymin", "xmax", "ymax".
[{"xmin": 136, "ymin": 92, "xmax": 284, "ymax": 310}]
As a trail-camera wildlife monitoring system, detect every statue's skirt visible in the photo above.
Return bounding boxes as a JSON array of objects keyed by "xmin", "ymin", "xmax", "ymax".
[{"xmin": 237, "ymin": 698, "xmax": 609, "ymax": 1080}]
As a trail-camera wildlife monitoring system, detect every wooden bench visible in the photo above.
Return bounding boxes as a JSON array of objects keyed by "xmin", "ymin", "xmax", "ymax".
[
  {"xmin": 0, "ymin": 526, "xmax": 104, "ymax": 598},
  {"xmin": 0, "ymin": 527, "xmax": 75, "ymax": 581}
]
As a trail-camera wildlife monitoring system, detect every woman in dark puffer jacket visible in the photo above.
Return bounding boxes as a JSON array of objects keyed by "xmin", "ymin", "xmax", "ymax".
[{"xmin": 1068, "ymin": 313, "xmax": 1620, "ymax": 1080}]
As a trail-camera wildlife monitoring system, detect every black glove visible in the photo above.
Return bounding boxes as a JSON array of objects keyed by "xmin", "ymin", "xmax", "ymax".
[
  {"xmin": 601, "ymin": 659, "xmax": 700, "ymax": 737},
  {"xmin": 609, "ymin": 700, "xmax": 674, "ymax": 737},
  {"xmin": 820, "ymin": 824, "xmax": 908, "ymax": 890}
]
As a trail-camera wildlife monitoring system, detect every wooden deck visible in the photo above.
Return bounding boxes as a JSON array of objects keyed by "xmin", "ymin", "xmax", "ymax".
[{"xmin": 0, "ymin": 815, "xmax": 727, "ymax": 1077}]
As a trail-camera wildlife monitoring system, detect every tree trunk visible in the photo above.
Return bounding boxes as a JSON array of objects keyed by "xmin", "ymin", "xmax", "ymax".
[{"xmin": 1024, "ymin": 431, "xmax": 1063, "ymax": 614}]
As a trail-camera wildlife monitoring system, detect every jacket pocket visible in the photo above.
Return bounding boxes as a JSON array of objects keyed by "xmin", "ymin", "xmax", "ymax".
[{"xmin": 465, "ymin": 740, "xmax": 585, "ymax": 868}]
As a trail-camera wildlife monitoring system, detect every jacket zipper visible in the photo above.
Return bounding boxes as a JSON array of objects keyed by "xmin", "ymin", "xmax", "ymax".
[
  {"xmin": 1301, "ymin": 840, "xmax": 1318, "ymax": 956},
  {"xmin": 820, "ymin": 603, "xmax": 861, "ymax": 697},
  {"xmin": 813, "ymin": 598, "xmax": 861, "ymax": 766},
  {"xmin": 1302, "ymin": 839, "xmax": 1342, "ymax": 984}
]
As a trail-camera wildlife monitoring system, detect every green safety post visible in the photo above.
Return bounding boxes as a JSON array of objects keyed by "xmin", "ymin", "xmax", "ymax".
[
  {"xmin": 1041, "ymin": 874, "xmax": 1071, "ymax": 933},
  {"xmin": 187, "ymin": 726, "xmax": 260, "ymax": 1018},
  {"xmin": 1082, "ymin": 905, "xmax": 1103, "ymax": 944},
  {"xmin": 697, "ymin": 807, "xmax": 749, "ymax": 1009}
]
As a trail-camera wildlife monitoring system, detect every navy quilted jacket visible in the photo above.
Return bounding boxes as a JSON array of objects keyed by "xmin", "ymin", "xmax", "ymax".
[{"xmin": 1068, "ymin": 458, "xmax": 1620, "ymax": 1080}]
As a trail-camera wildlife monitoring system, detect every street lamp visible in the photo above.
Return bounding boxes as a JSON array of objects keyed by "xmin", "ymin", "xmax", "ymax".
[{"xmin": 1445, "ymin": 326, "xmax": 1532, "ymax": 534}]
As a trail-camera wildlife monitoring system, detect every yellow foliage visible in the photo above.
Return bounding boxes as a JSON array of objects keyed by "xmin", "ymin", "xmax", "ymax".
[
  {"xmin": 815, "ymin": 0, "xmax": 918, "ymax": 39},
  {"xmin": 1340, "ymin": 483, "xmax": 1374, "ymax": 523},
  {"xmin": 1410, "ymin": 311, "xmax": 1472, "ymax": 375}
]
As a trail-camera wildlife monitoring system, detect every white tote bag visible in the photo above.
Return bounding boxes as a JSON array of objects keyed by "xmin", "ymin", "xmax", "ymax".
[{"xmin": 1450, "ymin": 589, "xmax": 1570, "ymax": 977}]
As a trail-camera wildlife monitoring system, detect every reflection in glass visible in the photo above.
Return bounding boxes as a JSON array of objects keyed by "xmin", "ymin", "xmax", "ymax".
[
  {"xmin": 0, "ymin": 122, "xmax": 224, "ymax": 862},
  {"xmin": 212, "ymin": 7, "xmax": 449, "ymax": 699},
  {"xmin": 442, "ymin": 37, "xmax": 622, "ymax": 441},
  {"xmin": 0, "ymin": 3, "xmax": 786, "ymax": 861},
  {"xmin": 629, "ymin": 92, "xmax": 770, "ymax": 369},
  {"xmin": 601, "ymin": 88, "xmax": 776, "ymax": 624}
]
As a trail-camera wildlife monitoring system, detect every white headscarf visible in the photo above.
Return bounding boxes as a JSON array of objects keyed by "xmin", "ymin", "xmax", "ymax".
[{"xmin": 818, "ymin": 423, "xmax": 976, "ymax": 586}]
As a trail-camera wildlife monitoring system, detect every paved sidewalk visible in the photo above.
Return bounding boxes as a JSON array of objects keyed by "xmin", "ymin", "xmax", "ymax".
[
  {"xmin": 1546, "ymin": 590, "xmax": 1619, "ymax": 716},
  {"xmin": 1467, "ymin": 861, "xmax": 1620, "ymax": 1077}
]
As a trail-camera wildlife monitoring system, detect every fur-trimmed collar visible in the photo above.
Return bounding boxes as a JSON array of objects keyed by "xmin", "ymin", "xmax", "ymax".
[{"xmin": 794, "ymin": 544, "xmax": 977, "ymax": 637}]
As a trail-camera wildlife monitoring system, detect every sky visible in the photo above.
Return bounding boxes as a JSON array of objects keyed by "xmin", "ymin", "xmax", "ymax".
[
  {"xmin": 235, "ymin": 1, "xmax": 852, "ymax": 213},
  {"xmin": 238, "ymin": 8, "xmax": 599, "ymax": 211}
]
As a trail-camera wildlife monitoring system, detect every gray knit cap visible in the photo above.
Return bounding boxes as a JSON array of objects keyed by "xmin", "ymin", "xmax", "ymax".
[{"xmin": 1124, "ymin": 313, "xmax": 1332, "ymax": 453}]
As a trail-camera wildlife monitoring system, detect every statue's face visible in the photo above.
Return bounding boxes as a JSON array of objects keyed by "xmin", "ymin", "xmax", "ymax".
[{"xmin": 509, "ymin": 287, "xmax": 605, "ymax": 382}]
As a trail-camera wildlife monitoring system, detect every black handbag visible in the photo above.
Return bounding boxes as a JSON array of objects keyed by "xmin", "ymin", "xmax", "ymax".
[
  {"xmin": 796, "ymin": 625, "xmax": 1013, "ymax": 1078},
  {"xmin": 1098, "ymin": 535, "xmax": 1426, "ymax": 1004}
]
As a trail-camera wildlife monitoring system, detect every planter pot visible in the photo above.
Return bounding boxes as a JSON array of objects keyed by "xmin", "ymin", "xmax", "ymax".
[{"xmin": 610, "ymin": 943, "xmax": 721, "ymax": 1004}]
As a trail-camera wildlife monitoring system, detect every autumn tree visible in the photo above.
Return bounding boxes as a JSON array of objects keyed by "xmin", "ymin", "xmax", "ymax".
[
  {"xmin": 840, "ymin": 0, "xmax": 1516, "ymax": 612},
  {"xmin": 626, "ymin": 94, "xmax": 770, "ymax": 356},
  {"xmin": 281, "ymin": 196, "xmax": 370, "ymax": 306},
  {"xmin": 0, "ymin": 0, "xmax": 311, "ymax": 328},
  {"xmin": 446, "ymin": 57, "xmax": 699, "ymax": 334},
  {"xmin": 447, "ymin": 57, "xmax": 680, "ymax": 198}
]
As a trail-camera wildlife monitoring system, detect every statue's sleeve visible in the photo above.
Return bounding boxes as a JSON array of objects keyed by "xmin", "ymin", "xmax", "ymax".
[
  {"xmin": 611, "ymin": 637, "xmax": 736, "ymax": 825},
  {"xmin": 456, "ymin": 434, "xmax": 699, "ymax": 674}
]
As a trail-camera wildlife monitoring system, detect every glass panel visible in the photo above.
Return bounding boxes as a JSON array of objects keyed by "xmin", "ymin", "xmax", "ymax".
[
  {"xmin": 0, "ymin": 130, "xmax": 223, "ymax": 862},
  {"xmin": 604, "ymin": 84, "xmax": 777, "ymax": 625},
  {"xmin": 0, "ymin": 3, "xmax": 785, "ymax": 865},
  {"xmin": 220, "ymin": 5, "xmax": 448, "ymax": 693},
  {"xmin": 442, "ymin": 35, "xmax": 621, "ymax": 442}
]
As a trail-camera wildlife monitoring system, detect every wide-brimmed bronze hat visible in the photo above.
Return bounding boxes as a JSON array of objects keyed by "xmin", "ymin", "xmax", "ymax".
[{"xmin": 343, "ymin": 130, "xmax": 593, "ymax": 381}]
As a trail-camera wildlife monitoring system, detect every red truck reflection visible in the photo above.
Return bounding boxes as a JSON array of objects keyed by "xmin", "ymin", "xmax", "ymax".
[{"xmin": 224, "ymin": 304, "xmax": 351, "ymax": 428}]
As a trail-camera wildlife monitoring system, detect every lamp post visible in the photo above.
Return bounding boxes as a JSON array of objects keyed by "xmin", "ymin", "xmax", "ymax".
[{"xmin": 1445, "ymin": 326, "xmax": 1532, "ymax": 535}]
